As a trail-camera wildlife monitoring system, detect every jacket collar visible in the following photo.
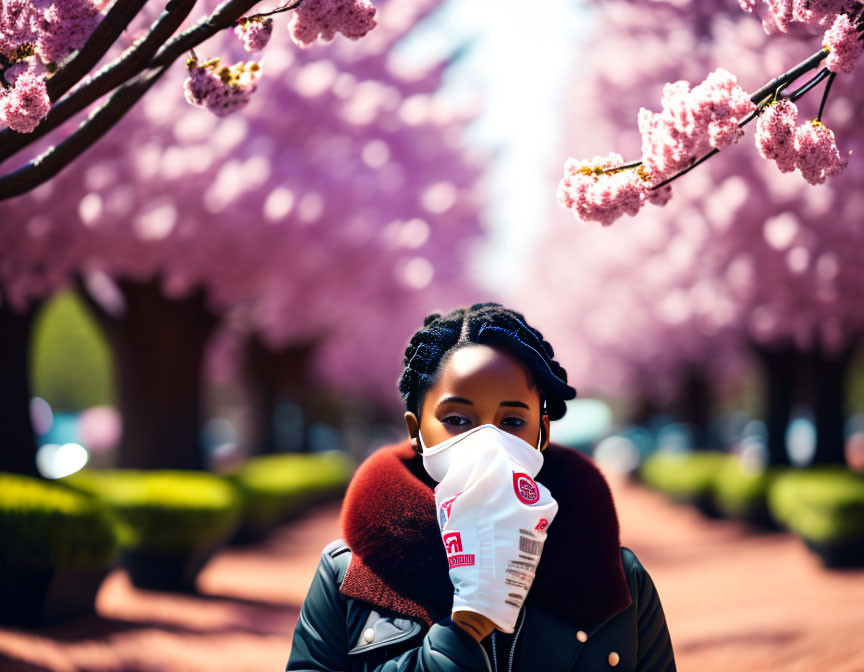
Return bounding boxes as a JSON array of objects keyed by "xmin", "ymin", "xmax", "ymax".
[{"xmin": 338, "ymin": 439, "xmax": 632, "ymax": 628}]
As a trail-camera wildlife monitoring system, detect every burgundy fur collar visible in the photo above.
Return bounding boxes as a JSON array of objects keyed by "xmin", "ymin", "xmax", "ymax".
[{"xmin": 338, "ymin": 439, "xmax": 632, "ymax": 628}]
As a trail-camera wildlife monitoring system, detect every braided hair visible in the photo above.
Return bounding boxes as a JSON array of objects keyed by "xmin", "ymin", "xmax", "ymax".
[{"xmin": 398, "ymin": 302, "xmax": 577, "ymax": 421}]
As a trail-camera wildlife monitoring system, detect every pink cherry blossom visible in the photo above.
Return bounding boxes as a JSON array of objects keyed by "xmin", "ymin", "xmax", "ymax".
[
  {"xmin": 0, "ymin": 67, "xmax": 50, "ymax": 133},
  {"xmin": 647, "ymin": 183, "xmax": 673, "ymax": 206},
  {"xmin": 823, "ymin": 13, "xmax": 863, "ymax": 74},
  {"xmin": 234, "ymin": 16, "xmax": 273, "ymax": 53},
  {"xmin": 793, "ymin": 119, "xmax": 848, "ymax": 184},
  {"xmin": 638, "ymin": 69, "xmax": 755, "ymax": 184},
  {"xmin": 34, "ymin": 0, "xmax": 103, "ymax": 65},
  {"xmin": 739, "ymin": 0, "xmax": 847, "ymax": 34},
  {"xmin": 558, "ymin": 154, "xmax": 658, "ymax": 227},
  {"xmin": 755, "ymin": 99, "xmax": 798, "ymax": 172},
  {"xmin": 288, "ymin": 0, "xmax": 377, "ymax": 48},
  {"xmin": 0, "ymin": 0, "xmax": 38, "ymax": 58},
  {"xmin": 183, "ymin": 57, "xmax": 262, "ymax": 117}
]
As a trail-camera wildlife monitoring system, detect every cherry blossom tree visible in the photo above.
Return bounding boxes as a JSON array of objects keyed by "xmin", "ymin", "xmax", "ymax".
[
  {"xmin": 524, "ymin": 0, "xmax": 864, "ymax": 465},
  {"xmin": 0, "ymin": 0, "xmax": 380, "ymax": 199},
  {"xmin": 0, "ymin": 0, "xmax": 485, "ymax": 472},
  {"xmin": 556, "ymin": 0, "xmax": 862, "ymax": 228}
]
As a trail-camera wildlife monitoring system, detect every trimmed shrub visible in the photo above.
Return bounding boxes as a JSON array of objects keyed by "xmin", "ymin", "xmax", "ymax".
[
  {"xmin": 768, "ymin": 467, "xmax": 864, "ymax": 550},
  {"xmin": 713, "ymin": 456, "xmax": 785, "ymax": 528},
  {"xmin": 228, "ymin": 450, "xmax": 356, "ymax": 540},
  {"xmin": 61, "ymin": 470, "xmax": 242, "ymax": 553},
  {"xmin": 639, "ymin": 450, "xmax": 728, "ymax": 517},
  {"xmin": 0, "ymin": 473, "xmax": 118, "ymax": 571},
  {"xmin": 0, "ymin": 472, "xmax": 118, "ymax": 625}
]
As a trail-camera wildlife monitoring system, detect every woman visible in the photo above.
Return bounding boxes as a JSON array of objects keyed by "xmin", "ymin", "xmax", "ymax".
[{"xmin": 286, "ymin": 303, "xmax": 676, "ymax": 671}]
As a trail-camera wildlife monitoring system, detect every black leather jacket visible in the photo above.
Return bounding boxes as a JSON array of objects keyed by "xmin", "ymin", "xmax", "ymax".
[{"xmin": 286, "ymin": 538, "xmax": 676, "ymax": 671}]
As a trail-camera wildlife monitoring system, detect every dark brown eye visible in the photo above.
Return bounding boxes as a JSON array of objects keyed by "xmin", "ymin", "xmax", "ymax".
[{"xmin": 443, "ymin": 415, "xmax": 469, "ymax": 427}]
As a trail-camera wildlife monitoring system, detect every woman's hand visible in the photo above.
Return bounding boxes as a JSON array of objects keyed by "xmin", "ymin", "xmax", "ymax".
[{"xmin": 451, "ymin": 611, "xmax": 497, "ymax": 642}]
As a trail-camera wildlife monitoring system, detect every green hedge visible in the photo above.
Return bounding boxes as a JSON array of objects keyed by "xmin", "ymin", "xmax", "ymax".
[
  {"xmin": 713, "ymin": 456, "xmax": 785, "ymax": 523},
  {"xmin": 0, "ymin": 473, "xmax": 118, "ymax": 572},
  {"xmin": 768, "ymin": 467, "xmax": 864, "ymax": 544},
  {"xmin": 61, "ymin": 470, "xmax": 242, "ymax": 553},
  {"xmin": 639, "ymin": 450, "xmax": 727, "ymax": 500},
  {"xmin": 229, "ymin": 450, "xmax": 356, "ymax": 533}
]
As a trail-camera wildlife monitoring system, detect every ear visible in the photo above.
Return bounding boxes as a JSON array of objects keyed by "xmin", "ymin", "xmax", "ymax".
[
  {"xmin": 540, "ymin": 414, "xmax": 551, "ymax": 452},
  {"xmin": 404, "ymin": 411, "xmax": 421, "ymax": 454}
]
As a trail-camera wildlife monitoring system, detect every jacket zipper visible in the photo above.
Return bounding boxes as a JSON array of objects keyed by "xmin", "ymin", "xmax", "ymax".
[
  {"xmin": 477, "ymin": 639, "xmax": 493, "ymax": 672},
  {"xmin": 491, "ymin": 631, "xmax": 499, "ymax": 672},
  {"xmin": 508, "ymin": 608, "xmax": 527, "ymax": 672},
  {"xmin": 476, "ymin": 607, "xmax": 526, "ymax": 672}
]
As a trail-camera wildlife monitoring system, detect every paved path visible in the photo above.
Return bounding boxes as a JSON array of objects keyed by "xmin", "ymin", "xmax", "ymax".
[
  {"xmin": 610, "ymin": 472, "xmax": 864, "ymax": 672},
  {"xmin": 0, "ymin": 502, "xmax": 343, "ymax": 672},
  {"xmin": 2, "ymin": 473, "xmax": 863, "ymax": 671}
]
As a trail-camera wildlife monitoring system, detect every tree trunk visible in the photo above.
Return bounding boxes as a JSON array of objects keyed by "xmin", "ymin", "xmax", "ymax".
[
  {"xmin": 752, "ymin": 343, "xmax": 798, "ymax": 467},
  {"xmin": 242, "ymin": 335, "xmax": 316, "ymax": 455},
  {"xmin": 809, "ymin": 342, "xmax": 856, "ymax": 466},
  {"xmin": 78, "ymin": 278, "xmax": 218, "ymax": 470},
  {"xmin": 0, "ymin": 295, "xmax": 40, "ymax": 477},
  {"xmin": 672, "ymin": 364, "xmax": 713, "ymax": 451}
]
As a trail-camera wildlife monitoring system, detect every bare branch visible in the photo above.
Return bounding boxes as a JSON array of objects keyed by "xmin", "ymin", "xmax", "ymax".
[{"xmin": 816, "ymin": 71, "xmax": 837, "ymax": 121}]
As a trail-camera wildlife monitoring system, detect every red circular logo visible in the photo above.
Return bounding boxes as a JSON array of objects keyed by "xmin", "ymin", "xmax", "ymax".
[{"xmin": 512, "ymin": 471, "xmax": 540, "ymax": 505}]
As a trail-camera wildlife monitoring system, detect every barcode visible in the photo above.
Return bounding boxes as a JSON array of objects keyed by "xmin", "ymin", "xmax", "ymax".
[{"xmin": 519, "ymin": 535, "xmax": 543, "ymax": 555}]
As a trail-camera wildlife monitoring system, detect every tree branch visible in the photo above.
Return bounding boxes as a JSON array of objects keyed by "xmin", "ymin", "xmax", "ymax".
[
  {"xmin": 816, "ymin": 71, "xmax": 837, "ymax": 121},
  {"xmin": 148, "ymin": 0, "xmax": 263, "ymax": 70},
  {"xmin": 748, "ymin": 48, "xmax": 828, "ymax": 105},
  {"xmin": 0, "ymin": 65, "xmax": 170, "ymax": 200},
  {"xmin": 601, "ymin": 47, "xmax": 830, "ymax": 178},
  {"xmin": 45, "ymin": 0, "xmax": 150, "ymax": 102},
  {"xmin": 0, "ymin": 0, "xmax": 199, "ymax": 165},
  {"xmin": 786, "ymin": 67, "xmax": 830, "ymax": 102}
]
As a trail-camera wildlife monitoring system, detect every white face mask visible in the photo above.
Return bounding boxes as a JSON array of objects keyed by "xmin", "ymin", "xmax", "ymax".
[
  {"xmin": 419, "ymin": 423, "xmax": 544, "ymax": 483},
  {"xmin": 419, "ymin": 423, "xmax": 558, "ymax": 633}
]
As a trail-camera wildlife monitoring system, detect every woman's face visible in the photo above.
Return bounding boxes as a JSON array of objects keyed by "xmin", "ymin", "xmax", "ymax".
[{"xmin": 404, "ymin": 344, "xmax": 550, "ymax": 453}]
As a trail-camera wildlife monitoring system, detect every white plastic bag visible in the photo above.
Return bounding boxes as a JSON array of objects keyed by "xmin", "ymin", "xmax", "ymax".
[{"xmin": 422, "ymin": 425, "xmax": 558, "ymax": 633}]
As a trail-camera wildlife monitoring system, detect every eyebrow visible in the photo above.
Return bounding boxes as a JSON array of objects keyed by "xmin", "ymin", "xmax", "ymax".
[{"xmin": 437, "ymin": 396, "xmax": 531, "ymax": 410}]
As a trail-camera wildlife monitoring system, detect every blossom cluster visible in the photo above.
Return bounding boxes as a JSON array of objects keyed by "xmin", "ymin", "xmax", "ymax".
[
  {"xmin": 823, "ymin": 12, "xmax": 864, "ymax": 74},
  {"xmin": 638, "ymin": 69, "xmax": 755, "ymax": 184},
  {"xmin": 557, "ymin": 154, "xmax": 671, "ymax": 227},
  {"xmin": 755, "ymin": 100, "xmax": 849, "ymax": 184},
  {"xmin": 738, "ymin": 0, "xmax": 847, "ymax": 33},
  {"xmin": 234, "ymin": 16, "xmax": 274, "ymax": 53},
  {"xmin": 288, "ymin": 0, "xmax": 377, "ymax": 48},
  {"xmin": 34, "ymin": 0, "xmax": 103, "ymax": 65},
  {"xmin": 183, "ymin": 57, "xmax": 262, "ymax": 118},
  {"xmin": 559, "ymin": 68, "xmax": 756, "ymax": 226},
  {"xmin": 0, "ymin": 59, "xmax": 50, "ymax": 133},
  {"xmin": 1, "ymin": 0, "xmax": 103, "ymax": 133}
]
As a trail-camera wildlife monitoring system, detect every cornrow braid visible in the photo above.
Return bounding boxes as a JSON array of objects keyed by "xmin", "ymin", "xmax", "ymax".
[{"xmin": 397, "ymin": 302, "xmax": 577, "ymax": 421}]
